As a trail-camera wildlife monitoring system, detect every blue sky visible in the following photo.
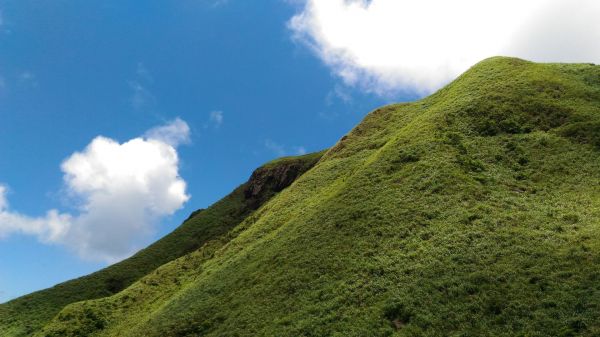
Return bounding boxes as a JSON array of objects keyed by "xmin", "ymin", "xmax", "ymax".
[
  {"xmin": 1, "ymin": 0, "xmax": 599, "ymax": 303},
  {"xmin": 0, "ymin": 0, "xmax": 394, "ymax": 302}
]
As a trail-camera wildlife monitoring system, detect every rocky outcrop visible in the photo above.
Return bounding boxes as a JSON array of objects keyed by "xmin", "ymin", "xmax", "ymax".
[{"xmin": 243, "ymin": 153, "xmax": 323, "ymax": 209}]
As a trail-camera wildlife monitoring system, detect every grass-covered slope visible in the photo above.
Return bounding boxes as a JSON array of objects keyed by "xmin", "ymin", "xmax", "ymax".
[
  {"xmin": 19, "ymin": 57, "xmax": 600, "ymax": 336},
  {"xmin": 0, "ymin": 152, "xmax": 323, "ymax": 337}
]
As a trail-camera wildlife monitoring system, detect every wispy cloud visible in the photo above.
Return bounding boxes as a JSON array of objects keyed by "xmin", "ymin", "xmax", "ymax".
[
  {"xmin": 265, "ymin": 139, "xmax": 286, "ymax": 157},
  {"xmin": 129, "ymin": 63, "xmax": 156, "ymax": 110},
  {"xmin": 206, "ymin": 0, "xmax": 229, "ymax": 8},
  {"xmin": 325, "ymin": 84, "xmax": 352, "ymax": 106},
  {"xmin": 135, "ymin": 62, "xmax": 153, "ymax": 82},
  {"xmin": 129, "ymin": 82, "xmax": 155, "ymax": 110},
  {"xmin": 145, "ymin": 117, "xmax": 191, "ymax": 147},
  {"xmin": 295, "ymin": 146, "xmax": 307, "ymax": 155},
  {"xmin": 0, "ymin": 184, "xmax": 8, "ymax": 210},
  {"xmin": 0, "ymin": 119, "xmax": 191, "ymax": 262},
  {"xmin": 265, "ymin": 139, "xmax": 306, "ymax": 157},
  {"xmin": 17, "ymin": 71, "xmax": 38, "ymax": 88},
  {"xmin": 0, "ymin": 8, "xmax": 12, "ymax": 35},
  {"xmin": 0, "ymin": 71, "xmax": 38, "ymax": 94},
  {"xmin": 201, "ymin": 110, "xmax": 224, "ymax": 129},
  {"xmin": 209, "ymin": 110, "xmax": 224, "ymax": 128}
]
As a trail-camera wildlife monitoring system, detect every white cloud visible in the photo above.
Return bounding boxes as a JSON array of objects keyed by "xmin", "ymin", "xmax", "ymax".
[
  {"xmin": 289, "ymin": 0, "xmax": 600, "ymax": 94},
  {"xmin": 0, "ymin": 119, "xmax": 191, "ymax": 262},
  {"xmin": 209, "ymin": 110, "xmax": 224, "ymax": 128},
  {"xmin": 504, "ymin": 2, "xmax": 600, "ymax": 63},
  {"xmin": 0, "ymin": 185, "xmax": 71, "ymax": 243},
  {"xmin": 0, "ymin": 209, "xmax": 71, "ymax": 243},
  {"xmin": 144, "ymin": 117, "xmax": 191, "ymax": 147}
]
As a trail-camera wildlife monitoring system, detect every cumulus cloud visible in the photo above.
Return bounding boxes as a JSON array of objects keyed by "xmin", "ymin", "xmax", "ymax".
[
  {"xmin": 289, "ymin": 0, "xmax": 600, "ymax": 94},
  {"xmin": 0, "ymin": 119, "xmax": 190, "ymax": 262}
]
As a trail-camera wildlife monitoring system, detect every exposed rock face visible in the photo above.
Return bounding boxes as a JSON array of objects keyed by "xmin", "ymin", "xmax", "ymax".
[{"xmin": 243, "ymin": 154, "xmax": 322, "ymax": 209}]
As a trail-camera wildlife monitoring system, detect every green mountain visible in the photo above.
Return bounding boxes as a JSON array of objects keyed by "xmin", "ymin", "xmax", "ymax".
[
  {"xmin": 5, "ymin": 56, "xmax": 600, "ymax": 336},
  {"xmin": 0, "ymin": 152, "xmax": 323, "ymax": 336}
]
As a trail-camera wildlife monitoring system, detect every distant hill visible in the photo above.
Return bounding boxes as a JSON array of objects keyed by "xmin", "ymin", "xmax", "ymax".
[{"xmin": 5, "ymin": 57, "xmax": 600, "ymax": 336}]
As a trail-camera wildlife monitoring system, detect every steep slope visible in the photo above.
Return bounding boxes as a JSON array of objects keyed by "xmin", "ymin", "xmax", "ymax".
[
  {"xmin": 27, "ymin": 57, "xmax": 600, "ymax": 336},
  {"xmin": 0, "ymin": 152, "xmax": 323, "ymax": 337}
]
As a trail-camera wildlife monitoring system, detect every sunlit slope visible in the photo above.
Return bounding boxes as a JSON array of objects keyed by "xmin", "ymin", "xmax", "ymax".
[
  {"xmin": 0, "ymin": 152, "xmax": 322, "ymax": 337},
  {"xmin": 39, "ymin": 57, "xmax": 600, "ymax": 336}
]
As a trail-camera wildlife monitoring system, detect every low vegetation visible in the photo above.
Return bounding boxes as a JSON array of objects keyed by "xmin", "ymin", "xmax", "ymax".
[
  {"xmin": 5, "ymin": 57, "xmax": 600, "ymax": 336},
  {"xmin": 0, "ymin": 152, "xmax": 323, "ymax": 336}
]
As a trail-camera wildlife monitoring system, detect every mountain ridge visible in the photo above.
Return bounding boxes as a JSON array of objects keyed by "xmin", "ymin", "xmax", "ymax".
[
  {"xmin": 6, "ymin": 56, "xmax": 600, "ymax": 336},
  {"xmin": 0, "ymin": 151, "xmax": 323, "ymax": 336}
]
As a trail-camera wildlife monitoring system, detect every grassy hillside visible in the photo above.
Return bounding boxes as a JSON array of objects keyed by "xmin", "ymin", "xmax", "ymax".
[
  {"xmin": 13, "ymin": 56, "xmax": 600, "ymax": 336},
  {"xmin": 0, "ymin": 152, "xmax": 323, "ymax": 337}
]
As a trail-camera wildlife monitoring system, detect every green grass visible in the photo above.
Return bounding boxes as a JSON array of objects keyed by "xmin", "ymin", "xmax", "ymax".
[
  {"xmin": 0, "ymin": 152, "xmax": 323, "ymax": 337},
  {"xmin": 9, "ymin": 56, "xmax": 600, "ymax": 336}
]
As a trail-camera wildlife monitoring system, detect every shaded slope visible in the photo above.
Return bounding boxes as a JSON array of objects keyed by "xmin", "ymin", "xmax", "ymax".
[
  {"xmin": 33, "ymin": 57, "xmax": 600, "ymax": 336},
  {"xmin": 0, "ymin": 152, "xmax": 323, "ymax": 337}
]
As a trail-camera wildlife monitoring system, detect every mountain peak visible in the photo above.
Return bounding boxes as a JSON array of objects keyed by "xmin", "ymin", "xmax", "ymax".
[{"xmin": 6, "ymin": 58, "xmax": 600, "ymax": 337}]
